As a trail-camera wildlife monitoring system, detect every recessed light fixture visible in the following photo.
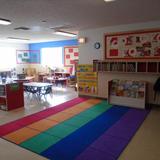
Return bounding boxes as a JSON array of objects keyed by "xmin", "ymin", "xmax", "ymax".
[
  {"xmin": 54, "ymin": 31, "xmax": 77, "ymax": 37},
  {"xmin": 0, "ymin": 18, "xmax": 11, "ymax": 25},
  {"xmin": 104, "ymin": 0, "xmax": 116, "ymax": 2}
]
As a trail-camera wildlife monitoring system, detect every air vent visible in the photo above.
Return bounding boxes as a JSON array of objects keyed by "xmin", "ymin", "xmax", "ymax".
[
  {"xmin": 50, "ymin": 25, "xmax": 73, "ymax": 30},
  {"xmin": 14, "ymin": 27, "xmax": 30, "ymax": 30},
  {"xmin": 7, "ymin": 37, "xmax": 30, "ymax": 40}
]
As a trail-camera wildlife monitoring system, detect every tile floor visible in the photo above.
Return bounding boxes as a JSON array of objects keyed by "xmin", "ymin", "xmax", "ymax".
[{"xmin": 0, "ymin": 86, "xmax": 160, "ymax": 160}]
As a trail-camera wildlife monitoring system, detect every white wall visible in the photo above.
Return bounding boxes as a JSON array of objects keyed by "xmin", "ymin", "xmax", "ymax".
[
  {"xmin": 0, "ymin": 42, "xmax": 28, "ymax": 49},
  {"xmin": 0, "ymin": 42, "xmax": 29, "ymax": 73},
  {"xmin": 78, "ymin": 20, "xmax": 160, "ymax": 64},
  {"xmin": 78, "ymin": 20, "xmax": 160, "ymax": 105}
]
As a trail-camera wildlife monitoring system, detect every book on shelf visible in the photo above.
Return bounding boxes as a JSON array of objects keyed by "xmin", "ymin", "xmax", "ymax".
[{"xmin": 110, "ymin": 79, "xmax": 145, "ymax": 99}]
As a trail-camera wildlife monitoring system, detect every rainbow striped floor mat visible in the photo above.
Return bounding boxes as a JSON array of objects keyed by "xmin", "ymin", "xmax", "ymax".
[{"xmin": 0, "ymin": 97, "xmax": 150, "ymax": 160}]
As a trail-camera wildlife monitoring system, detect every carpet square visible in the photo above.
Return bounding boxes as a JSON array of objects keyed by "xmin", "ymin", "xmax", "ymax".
[
  {"xmin": 76, "ymin": 147, "xmax": 115, "ymax": 160},
  {"xmin": 27, "ymin": 119, "xmax": 58, "ymax": 131},
  {"xmin": 20, "ymin": 133, "xmax": 61, "ymax": 153},
  {"xmin": 44, "ymin": 123, "xmax": 78, "ymax": 138},
  {"xmin": 46, "ymin": 112, "xmax": 75, "ymax": 122},
  {"xmin": 3, "ymin": 127, "xmax": 40, "ymax": 144},
  {"xmin": 62, "ymin": 115, "xmax": 91, "ymax": 128},
  {"xmin": 91, "ymin": 134, "xmax": 127, "ymax": 157}
]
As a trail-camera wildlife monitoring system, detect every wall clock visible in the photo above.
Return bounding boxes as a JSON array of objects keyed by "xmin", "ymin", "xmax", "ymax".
[{"xmin": 94, "ymin": 42, "xmax": 101, "ymax": 49}]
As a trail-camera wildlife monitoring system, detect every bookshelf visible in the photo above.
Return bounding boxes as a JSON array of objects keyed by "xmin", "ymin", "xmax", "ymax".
[
  {"xmin": 108, "ymin": 79, "xmax": 147, "ymax": 109},
  {"xmin": 93, "ymin": 60, "xmax": 160, "ymax": 74},
  {"xmin": 0, "ymin": 82, "xmax": 24, "ymax": 111}
]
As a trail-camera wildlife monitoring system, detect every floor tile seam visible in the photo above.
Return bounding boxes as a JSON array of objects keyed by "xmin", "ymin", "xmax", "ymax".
[
  {"xmin": 40, "ymin": 108, "xmax": 129, "ymax": 159},
  {"xmin": 76, "ymin": 109, "xmax": 150, "ymax": 160},
  {"xmin": 19, "ymin": 131, "xmax": 62, "ymax": 144},
  {"xmin": 43, "ymin": 99, "xmax": 101, "ymax": 119},
  {"xmin": 2, "ymin": 125, "xmax": 41, "ymax": 138},
  {"xmin": 20, "ymin": 109, "xmax": 112, "ymax": 154},
  {"xmin": 44, "ymin": 104, "xmax": 111, "ymax": 131},
  {"xmin": 0, "ymin": 97, "xmax": 88, "ymax": 127},
  {"xmin": 86, "ymin": 145, "xmax": 117, "ymax": 158},
  {"xmin": 3, "ymin": 129, "xmax": 42, "ymax": 144},
  {"xmin": 5, "ymin": 102, "xmax": 111, "ymax": 146},
  {"xmin": 4, "ymin": 102, "xmax": 102, "ymax": 140},
  {"xmin": 20, "ymin": 104, "xmax": 111, "ymax": 146},
  {"xmin": 0, "ymin": 98, "xmax": 88, "ymax": 136},
  {"xmin": 54, "ymin": 100, "xmax": 102, "ymax": 115},
  {"xmin": 44, "ymin": 101, "xmax": 106, "ymax": 126}
]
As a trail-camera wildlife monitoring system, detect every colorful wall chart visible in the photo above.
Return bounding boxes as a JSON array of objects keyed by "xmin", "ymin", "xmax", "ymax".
[
  {"xmin": 77, "ymin": 64, "xmax": 97, "ymax": 95},
  {"xmin": 105, "ymin": 29, "xmax": 160, "ymax": 59}
]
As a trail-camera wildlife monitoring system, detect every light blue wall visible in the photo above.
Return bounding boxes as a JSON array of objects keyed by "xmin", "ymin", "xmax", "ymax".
[{"xmin": 29, "ymin": 39, "xmax": 78, "ymax": 63}]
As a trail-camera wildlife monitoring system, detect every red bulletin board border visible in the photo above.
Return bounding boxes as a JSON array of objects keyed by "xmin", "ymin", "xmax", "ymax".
[
  {"xmin": 64, "ymin": 46, "xmax": 79, "ymax": 67},
  {"xmin": 16, "ymin": 50, "xmax": 40, "ymax": 64},
  {"xmin": 104, "ymin": 29, "xmax": 160, "ymax": 60}
]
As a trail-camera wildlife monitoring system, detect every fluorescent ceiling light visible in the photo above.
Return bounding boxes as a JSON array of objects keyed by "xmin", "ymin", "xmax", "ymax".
[
  {"xmin": 54, "ymin": 31, "xmax": 77, "ymax": 37},
  {"xmin": 104, "ymin": 0, "xmax": 116, "ymax": 2},
  {"xmin": 0, "ymin": 18, "xmax": 11, "ymax": 25}
]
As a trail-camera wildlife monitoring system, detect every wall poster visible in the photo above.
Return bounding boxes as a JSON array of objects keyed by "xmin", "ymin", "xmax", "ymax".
[
  {"xmin": 77, "ymin": 64, "xmax": 97, "ymax": 95},
  {"xmin": 64, "ymin": 46, "xmax": 79, "ymax": 66},
  {"xmin": 16, "ymin": 50, "xmax": 40, "ymax": 64},
  {"xmin": 105, "ymin": 29, "xmax": 160, "ymax": 59}
]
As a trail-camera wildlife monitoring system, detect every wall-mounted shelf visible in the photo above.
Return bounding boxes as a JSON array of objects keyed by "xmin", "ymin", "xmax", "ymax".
[{"xmin": 93, "ymin": 59, "xmax": 160, "ymax": 74}]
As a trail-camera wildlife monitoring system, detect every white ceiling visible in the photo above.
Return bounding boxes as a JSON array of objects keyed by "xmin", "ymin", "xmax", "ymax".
[{"xmin": 0, "ymin": 0, "xmax": 160, "ymax": 43}]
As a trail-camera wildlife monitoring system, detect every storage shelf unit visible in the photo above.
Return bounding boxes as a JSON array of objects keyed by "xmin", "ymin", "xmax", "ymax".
[
  {"xmin": 93, "ymin": 60, "xmax": 160, "ymax": 74},
  {"xmin": 108, "ymin": 79, "xmax": 147, "ymax": 109},
  {"xmin": 0, "ymin": 82, "xmax": 24, "ymax": 111}
]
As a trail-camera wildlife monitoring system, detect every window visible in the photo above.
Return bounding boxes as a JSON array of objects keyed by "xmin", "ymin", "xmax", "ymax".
[
  {"xmin": 0, "ymin": 47, "xmax": 16, "ymax": 70},
  {"xmin": 41, "ymin": 47, "xmax": 63, "ymax": 69}
]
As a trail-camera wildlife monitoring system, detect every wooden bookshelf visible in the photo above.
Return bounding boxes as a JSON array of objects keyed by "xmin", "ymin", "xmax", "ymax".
[{"xmin": 93, "ymin": 59, "xmax": 160, "ymax": 74}]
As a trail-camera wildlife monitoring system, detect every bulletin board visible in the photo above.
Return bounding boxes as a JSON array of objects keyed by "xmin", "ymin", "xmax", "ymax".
[
  {"xmin": 64, "ymin": 46, "xmax": 79, "ymax": 66},
  {"xmin": 105, "ymin": 29, "xmax": 160, "ymax": 59},
  {"xmin": 16, "ymin": 50, "xmax": 40, "ymax": 64}
]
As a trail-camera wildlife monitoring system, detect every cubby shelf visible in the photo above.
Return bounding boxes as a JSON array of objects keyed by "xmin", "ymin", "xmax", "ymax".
[
  {"xmin": 0, "ymin": 82, "xmax": 24, "ymax": 111},
  {"xmin": 93, "ymin": 60, "xmax": 160, "ymax": 74}
]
